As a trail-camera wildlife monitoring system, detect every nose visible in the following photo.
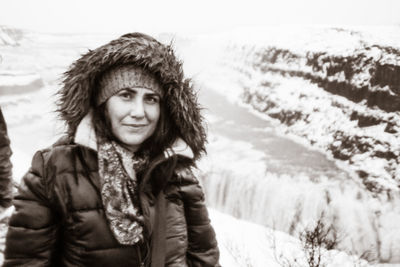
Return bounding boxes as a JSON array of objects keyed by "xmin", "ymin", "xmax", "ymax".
[{"xmin": 129, "ymin": 98, "xmax": 145, "ymax": 118}]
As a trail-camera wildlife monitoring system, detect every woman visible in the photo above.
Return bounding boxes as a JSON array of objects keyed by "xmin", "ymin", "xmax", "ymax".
[
  {"xmin": 3, "ymin": 33, "xmax": 220, "ymax": 267},
  {"xmin": 0, "ymin": 107, "xmax": 13, "ymax": 210}
]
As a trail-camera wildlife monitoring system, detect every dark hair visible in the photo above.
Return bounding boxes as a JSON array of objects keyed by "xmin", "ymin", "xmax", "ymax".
[{"xmin": 92, "ymin": 94, "xmax": 178, "ymax": 158}]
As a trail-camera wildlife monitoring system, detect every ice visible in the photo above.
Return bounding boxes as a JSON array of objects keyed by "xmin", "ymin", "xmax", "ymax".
[{"xmin": 1, "ymin": 25, "xmax": 399, "ymax": 265}]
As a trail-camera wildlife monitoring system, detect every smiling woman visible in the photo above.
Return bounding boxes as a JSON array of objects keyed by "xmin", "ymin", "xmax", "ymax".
[
  {"xmin": 98, "ymin": 65, "xmax": 163, "ymax": 152},
  {"xmin": 106, "ymin": 87, "xmax": 161, "ymax": 151},
  {"xmin": 3, "ymin": 32, "xmax": 220, "ymax": 267}
]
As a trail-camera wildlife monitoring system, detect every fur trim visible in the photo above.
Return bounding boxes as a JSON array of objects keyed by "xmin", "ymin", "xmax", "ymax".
[
  {"xmin": 57, "ymin": 33, "xmax": 206, "ymax": 159},
  {"xmin": 74, "ymin": 111, "xmax": 97, "ymax": 151}
]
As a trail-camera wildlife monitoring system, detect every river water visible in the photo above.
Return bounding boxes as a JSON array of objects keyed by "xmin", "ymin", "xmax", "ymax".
[{"xmin": 199, "ymin": 86, "xmax": 350, "ymax": 180}]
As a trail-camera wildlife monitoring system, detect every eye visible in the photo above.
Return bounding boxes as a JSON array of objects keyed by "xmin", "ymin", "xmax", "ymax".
[
  {"xmin": 117, "ymin": 90, "xmax": 133, "ymax": 100},
  {"xmin": 144, "ymin": 95, "xmax": 160, "ymax": 104}
]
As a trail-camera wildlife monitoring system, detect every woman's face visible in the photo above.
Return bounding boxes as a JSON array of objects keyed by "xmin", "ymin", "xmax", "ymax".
[{"xmin": 105, "ymin": 87, "xmax": 161, "ymax": 152}]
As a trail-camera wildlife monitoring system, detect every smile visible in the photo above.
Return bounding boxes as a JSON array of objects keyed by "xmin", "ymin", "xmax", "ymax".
[{"xmin": 124, "ymin": 124, "xmax": 148, "ymax": 129}]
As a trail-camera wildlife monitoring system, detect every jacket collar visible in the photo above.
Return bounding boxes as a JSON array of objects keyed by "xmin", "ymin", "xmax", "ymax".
[{"xmin": 74, "ymin": 111, "xmax": 194, "ymax": 159}]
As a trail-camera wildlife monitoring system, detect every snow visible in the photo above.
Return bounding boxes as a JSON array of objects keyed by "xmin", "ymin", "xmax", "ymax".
[
  {"xmin": 210, "ymin": 209, "xmax": 370, "ymax": 267},
  {"xmin": 198, "ymin": 26, "xmax": 400, "ymax": 191},
  {"xmin": 196, "ymin": 132, "xmax": 400, "ymax": 262},
  {"xmin": 176, "ymin": 26, "xmax": 400, "ymax": 263},
  {"xmin": 1, "ymin": 25, "xmax": 400, "ymax": 265},
  {"xmin": 0, "ymin": 73, "xmax": 41, "ymax": 86}
]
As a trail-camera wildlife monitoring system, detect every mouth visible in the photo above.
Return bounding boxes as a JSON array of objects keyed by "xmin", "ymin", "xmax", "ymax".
[{"xmin": 124, "ymin": 124, "xmax": 148, "ymax": 129}]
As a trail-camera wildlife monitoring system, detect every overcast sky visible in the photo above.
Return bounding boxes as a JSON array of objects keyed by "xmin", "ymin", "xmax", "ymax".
[{"xmin": 1, "ymin": 0, "xmax": 399, "ymax": 34}]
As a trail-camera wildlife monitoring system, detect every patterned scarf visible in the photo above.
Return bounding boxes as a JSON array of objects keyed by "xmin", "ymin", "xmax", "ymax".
[{"xmin": 98, "ymin": 140, "xmax": 149, "ymax": 245}]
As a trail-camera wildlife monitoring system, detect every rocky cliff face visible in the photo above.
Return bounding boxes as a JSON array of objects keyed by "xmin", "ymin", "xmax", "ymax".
[{"xmin": 223, "ymin": 28, "xmax": 400, "ymax": 193}]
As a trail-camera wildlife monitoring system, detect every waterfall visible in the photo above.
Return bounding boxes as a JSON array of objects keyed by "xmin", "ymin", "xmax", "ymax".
[{"xmin": 198, "ymin": 134, "xmax": 400, "ymax": 263}]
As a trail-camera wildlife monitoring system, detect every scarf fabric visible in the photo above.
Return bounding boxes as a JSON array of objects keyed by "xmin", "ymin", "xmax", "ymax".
[{"xmin": 97, "ymin": 140, "xmax": 149, "ymax": 245}]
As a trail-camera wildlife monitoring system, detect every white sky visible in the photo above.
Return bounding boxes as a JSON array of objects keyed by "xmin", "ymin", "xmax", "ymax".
[{"xmin": 0, "ymin": 0, "xmax": 399, "ymax": 34}]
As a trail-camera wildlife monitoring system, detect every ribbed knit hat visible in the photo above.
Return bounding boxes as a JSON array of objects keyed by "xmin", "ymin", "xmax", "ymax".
[{"xmin": 96, "ymin": 64, "xmax": 162, "ymax": 106}]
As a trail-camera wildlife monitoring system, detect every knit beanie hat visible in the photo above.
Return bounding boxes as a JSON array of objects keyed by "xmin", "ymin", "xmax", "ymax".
[{"xmin": 96, "ymin": 64, "xmax": 163, "ymax": 106}]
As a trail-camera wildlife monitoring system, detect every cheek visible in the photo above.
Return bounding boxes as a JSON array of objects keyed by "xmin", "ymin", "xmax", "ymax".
[
  {"xmin": 105, "ymin": 99, "xmax": 123, "ymax": 132},
  {"xmin": 147, "ymin": 104, "xmax": 161, "ymax": 123}
]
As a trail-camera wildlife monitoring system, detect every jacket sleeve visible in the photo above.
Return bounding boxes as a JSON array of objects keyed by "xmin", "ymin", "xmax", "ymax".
[
  {"xmin": 177, "ymin": 169, "xmax": 220, "ymax": 267},
  {"xmin": 0, "ymin": 108, "xmax": 13, "ymax": 208},
  {"xmin": 3, "ymin": 150, "xmax": 60, "ymax": 267}
]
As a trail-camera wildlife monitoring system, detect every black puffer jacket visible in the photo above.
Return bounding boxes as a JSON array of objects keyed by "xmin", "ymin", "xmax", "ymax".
[
  {"xmin": 4, "ymin": 136, "xmax": 218, "ymax": 266},
  {"xmin": 0, "ymin": 108, "xmax": 12, "ymax": 208},
  {"xmin": 3, "ymin": 33, "xmax": 220, "ymax": 266}
]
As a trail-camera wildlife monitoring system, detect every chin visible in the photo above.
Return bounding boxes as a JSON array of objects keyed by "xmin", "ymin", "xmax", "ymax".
[{"xmin": 122, "ymin": 137, "xmax": 147, "ymax": 149}]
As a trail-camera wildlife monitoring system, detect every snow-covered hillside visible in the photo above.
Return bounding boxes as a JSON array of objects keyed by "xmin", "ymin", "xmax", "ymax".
[
  {"xmin": 1, "ymin": 26, "xmax": 399, "ymax": 266},
  {"xmin": 176, "ymin": 26, "xmax": 400, "ymax": 263},
  {"xmin": 216, "ymin": 26, "xmax": 400, "ymax": 193}
]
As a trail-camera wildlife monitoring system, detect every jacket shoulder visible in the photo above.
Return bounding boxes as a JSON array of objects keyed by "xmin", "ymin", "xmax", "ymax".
[
  {"xmin": 26, "ymin": 136, "xmax": 76, "ymax": 185},
  {"xmin": 35, "ymin": 136, "xmax": 76, "ymax": 168},
  {"xmin": 32, "ymin": 135, "xmax": 96, "ymax": 183},
  {"xmin": 37, "ymin": 135, "xmax": 74, "ymax": 154},
  {"xmin": 24, "ymin": 135, "xmax": 97, "ymax": 204},
  {"xmin": 39, "ymin": 135, "xmax": 88, "ymax": 160}
]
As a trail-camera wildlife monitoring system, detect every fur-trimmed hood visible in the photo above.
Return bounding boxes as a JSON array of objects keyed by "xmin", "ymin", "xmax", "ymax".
[{"xmin": 57, "ymin": 33, "xmax": 206, "ymax": 159}]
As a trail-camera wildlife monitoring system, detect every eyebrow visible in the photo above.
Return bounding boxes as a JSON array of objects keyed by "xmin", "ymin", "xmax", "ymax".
[{"xmin": 120, "ymin": 88, "xmax": 162, "ymax": 97}]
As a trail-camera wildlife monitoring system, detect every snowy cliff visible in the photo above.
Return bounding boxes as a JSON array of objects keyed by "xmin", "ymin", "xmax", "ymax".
[
  {"xmin": 177, "ymin": 26, "xmax": 400, "ymax": 263},
  {"xmin": 218, "ymin": 26, "xmax": 400, "ymax": 193}
]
